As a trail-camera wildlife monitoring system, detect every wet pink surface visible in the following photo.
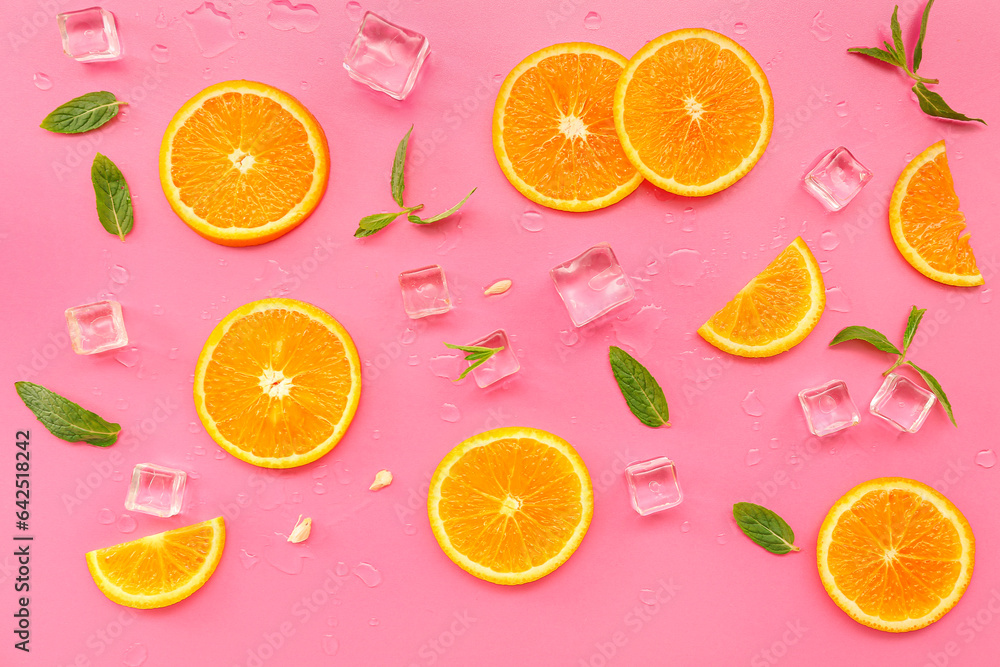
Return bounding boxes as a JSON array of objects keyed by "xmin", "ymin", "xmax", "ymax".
[{"xmin": 3, "ymin": 1, "xmax": 1000, "ymax": 665}]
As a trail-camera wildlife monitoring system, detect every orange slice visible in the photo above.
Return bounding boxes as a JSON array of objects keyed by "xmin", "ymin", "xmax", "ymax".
[
  {"xmin": 86, "ymin": 517, "xmax": 225, "ymax": 609},
  {"xmin": 818, "ymin": 478, "xmax": 975, "ymax": 632},
  {"xmin": 160, "ymin": 80, "xmax": 329, "ymax": 246},
  {"xmin": 698, "ymin": 237, "xmax": 824, "ymax": 357},
  {"xmin": 194, "ymin": 298, "xmax": 361, "ymax": 468},
  {"xmin": 428, "ymin": 427, "xmax": 593, "ymax": 585},
  {"xmin": 614, "ymin": 29, "xmax": 773, "ymax": 196},
  {"xmin": 889, "ymin": 141, "xmax": 982, "ymax": 286},
  {"xmin": 492, "ymin": 43, "xmax": 643, "ymax": 212}
]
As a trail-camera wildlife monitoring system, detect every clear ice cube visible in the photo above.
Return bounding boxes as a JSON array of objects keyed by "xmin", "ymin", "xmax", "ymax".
[
  {"xmin": 803, "ymin": 147, "xmax": 873, "ymax": 211},
  {"xmin": 124, "ymin": 464, "xmax": 186, "ymax": 517},
  {"xmin": 343, "ymin": 12, "xmax": 429, "ymax": 100},
  {"xmin": 869, "ymin": 373, "xmax": 936, "ymax": 433},
  {"xmin": 550, "ymin": 243, "xmax": 634, "ymax": 327},
  {"xmin": 65, "ymin": 300, "xmax": 128, "ymax": 355},
  {"xmin": 465, "ymin": 329, "xmax": 520, "ymax": 388},
  {"xmin": 625, "ymin": 457, "xmax": 683, "ymax": 516},
  {"xmin": 57, "ymin": 7, "xmax": 122, "ymax": 62},
  {"xmin": 399, "ymin": 265, "xmax": 451, "ymax": 318},
  {"xmin": 798, "ymin": 380, "xmax": 860, "ymax": 436}
]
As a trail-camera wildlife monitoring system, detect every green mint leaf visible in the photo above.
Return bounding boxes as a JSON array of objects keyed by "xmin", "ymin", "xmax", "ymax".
[
  {"xmin": 354, "ymin": 206, "xmax": 423, "ymax": 238},
  {"xmin": 443, "ymin": 343, "xmax": 503, "ymax": 382},
  {"xmin": 913, "ymin": 0, "xmax": 936, "ymax": 72},
  {"xmin": 906, "ymin": 362, "xmax": 957, "ymax": 426},
  {"xmin": 902, "ymin": 306, "xmax": 927, "ymax": 352},
  {"xmin": 14, "ymin": 382, "xmax": 120, "ymax": 447},
  {"xmin": 91, "ymin": 154, "xmax": 133, "ymax": 242},
  {"xmin": 40, "ymin": 91, "xmax": 124, "ymax": 134},
  {"xmin": 829, "ymin": 326, "xmax": 902, "ymax": 355},
  {"xmin": 912, "ymin": 83, "xmax": 986, "ymax": 124},
  {"xmin": 890, "ymin": 6, "xmax": 906, "ymax": 66},
  {"xmin": 847, "ymin": 46, "xmax": 903, "ymax": 68},
  {"xmin": 733, "ymin": 503, "xmax": 800, "ymax": 554},
  {"xmin": 408, "ymin": 188, "xmax": 477, "ymax": 225},
  {"xmin": 608, "ymin": 346, "xmax": 670, "ymax": 428},
  {"xmin": 390, "ymin": 125, "xmax": 413, "ymax": 207}
]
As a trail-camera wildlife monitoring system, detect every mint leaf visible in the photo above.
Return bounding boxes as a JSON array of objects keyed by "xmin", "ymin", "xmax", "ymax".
[
  {"xmin": 912, "ymin": 83, "xmax": 986, "ymax": 125},
  {"xmin": 14, "ymin": 382, "xmax": 120, "ymax": 447},
  {"xmin": 409, "ymin": 188, "xmax": 477, "ymax": 225},
  {"xmin": 40, "ymin": 91, "xmax": 124, "ymax": 134},
  {"xmin": 890, "ymin": 6, "xmax": 906, "ymax": 66},
  {"xmin": 847, "ymin": 46, "xmax": 904, "ymax": 67},
  {"xmin": 608, "ymin": 346, "xmax": 670, "ymax": 428},
  {"xmin": 354, "ymin": 205, "xmax": 423, "ymax": 238},
  {"xmin": 444, "ymin": 343, "xmax": 503, "ymax": 382},
  {"xmin": 91, "ymin": 154, "xmax": 133, "ymax": 241},
  {"xmin": 913, "ymin": 0, "xmax": 936, "ymax": 72},
  {"xmin": 733, "ymin": 503, "xmax": 800, "ymax": 555},
  {"xmin": 390, "ymin": 126, "xmax": 412, "ymax": 207},
  {"xmin": 829, "ymin": 326, "xmax": 902, "ymax": 355},
  {"xmin": 902, "ymin": 306, "xmax": 927, "ymax": 352},
  {"xmin": 907, "ymin": 361, "xmax": 956, "ymax": 426}
]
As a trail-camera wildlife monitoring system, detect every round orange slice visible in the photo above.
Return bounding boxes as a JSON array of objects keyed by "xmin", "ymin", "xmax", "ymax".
[
  {"xmin": 493, "ymin": 43, "xmax": 643, "ymax": 212},
  {"xmin": 614, "ymin": 29, "xmax": 773, "ymax": 196},
  {"xmin": 194, "ymin": 298, "xmax": 361, "ymax": 468},
  {"xmin": 818, "ymin": 478, "xmax": 975, "ymax": 632},
  {"xmin": 889, "ymin": 141, "xmax": 982, "ymax": 286},
  {"xmin": 86, "ymin": 517, "xmax": 225, "ymax": 609},
  {"xmin": 428, "ymin": 427, "xmax": 593, "ymax": 585},
  {"xmin": 698, "ymin": 237, "xmax": 824, "ymax": 357},
  {"xmin": 160, "ymin": 80, "xmax": 330, "ymax": 246}
]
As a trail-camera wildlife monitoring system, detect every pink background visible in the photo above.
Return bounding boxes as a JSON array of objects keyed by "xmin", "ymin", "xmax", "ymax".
[{"xmin": 3, "ymin": 0, "xmax": 1000, "ymax": 665}]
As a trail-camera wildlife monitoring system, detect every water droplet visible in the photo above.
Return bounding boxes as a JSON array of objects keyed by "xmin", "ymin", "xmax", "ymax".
[
  {"xmin": 152, "ymin": 304, "xmax": 165, "ymax": 316},
  {"xmin": 680, "ymin": 521, "xmax": 691, "ymax": 533},
  {"xmin": 266, "ymin": 0, "xmax": 321, "ymax": 33},
  {"xmin": 400, "ymin": 327, "xmax": 417, "ymax": 345},
  {"xmin": 167, "ymin": 347, "xmax": 180, "ymax": 361},
  {"xmin": 818, "ymin": 259, "xmax": 832, "ymax": 274},
  {"xmin": 322, "ymin": 635, "xmax": 339, "ymax": 655},
  {"xmin": 741, "ymin": 389, "xmax": 765, "ymax": 417},
  {"xmin": 820, "ymin": 230, "xmax": 840, "ymax": 251},
  {"xmin": 240, "ymin": 549, "xmax": 259, "ymax": 569},
  {"xmin": 333, "ymin": 461, "xmax": 351, "ymax": 485},
  {"xmin": 667, "ymin": 249, "xmax": 705, "ymax": 286},
  {"xmin": 202, "ymin": 67, "xmax": 212, "ymax": 79},
  {"xmin": 368, "ymin": 617, "xmax": 380, "ymax": 626},
  {"xmin": 769, "ymin": 437, "xmax": 780, "ymax": 449},
  {"xmin": 313, "ymin": 482, "xmax": 327, "ymax": 495},
  {"xmin": 111, "ymin": 470, "xmax": 124, "ymax": 482},
  {"xmin": 681, "ymin": 207, "xmax": 697, "ymax": 232},
  {"xmin": 109, "ymin": 265, "xmax": 130, "ymax": 284},
  {"xmin": 372, "ymin": 430, "xmax": 381, "ymax": 440},
  {"xmin": 664, "ymin": 212, "xmax": 674, "ymax": 225},
  {"xmin": 194, "ymin": 445, "xmax": 206, "ymax": 456},
  {"xmin": 613, "ymin": 305, "xmax": 667, "ymax": 356},
  {"xmin": 200, "ymin": 310, "xmax": 212, "ymax": 319},
  {"xmin": 352, "ymin": 562, "xmax": 382, "ymax": 587},
  {"xmin": 403, "ymin": 523, "xmax": 417, "ymax": 535},
  {"xmin": 835, "ymin": 100, "xmax": 849, "ymax": 117},
  {"xmin": 188, "ymin": 470, "xmax": 201, "ymax": 480},
  {"xmin": 406, "ymin": 354, "xmax": 420, "ymax": 366},
  {"xmin": 237, "ymin": 30, "xmax": 248, "ymax": 39},
  {"xmin": 975, "ymin": 449, "xmax": 996, "ymax": 469},
  {"xmin": 559, "ymin": 329, "xmax": 580, "ymax": 347},
  {"xmin": 97, "ymin": 508, "xmax": 116, "ymax": 525},
  {"xmin": 116, "ymin": 398, "xmax": 130, "ymax": 410},
  {"xmin": 122, "ymin": 643, "xmax": 148, "ymax": 666},
  {"xmin": 313, "ymin": 464, "xmax": 329, "ymax": 480},
  {"xmin": 300, "ymin": 80, "xmax": 309, "ymax": 90},
  {"xmin": 519, "ymin": 210, "xmax": 543, "ymax": 232},
  {"xmin": 734, "ymin": 22, "xmax": 748, "ymax": 35},
  {"xmin": 583, "ymin": 11, "xmax": 601, "ymax": 30},
  {"xmin": 716, "ymin": 533, "xmax": 728, "ymax": 545},
  {"xmin": 183, "ymin": 2, "xmax": 238, "ymax": 58},
  {"xmin": 825, "ymin": 286, "xmax": 852, "ymax": 313},
  {"xmin": 809, "ymin": 11, "xmax": 833, "ymax": 41},
  {"xmin": 117, "ymin": 514, "xmax": 137, "ymax": 533},
  {"xmin": 980, "ymin": 288, "xmax": 993, "ymax": 304},
  {"xmin": 188, "ymin": 422, "xmax": 201, "ymax": 433},
  {"xmin": 638, "ymin": 589, "xmax": 658, "ymax": 605},
  {"xmin": 33, "ymin": 72, "xmax": 52, "ymax": 90},
  {"xmin": 346, "ymin": 0, "xmax": 362, "ymax": 20},
  {"xmin": 150, "ymin": 44, "xmax": 170, "ymax": 63},
  {"xmin": 440, "ymin": 403, "xmax": 461, "ymax": 422},
  {"xmin": 335, "ymin": 561, "xmax": 349, "ymax": 577},
  {"xmin": 214, "ymin": 449, "xmax": 226, "ymax": 460},
  {"xmin": 745, "ymin": 448, "xmax": 762, "ymax": 466},
  {"xmin": 645, "ymin": 259, "xmax": 660, "ymax": 276}
]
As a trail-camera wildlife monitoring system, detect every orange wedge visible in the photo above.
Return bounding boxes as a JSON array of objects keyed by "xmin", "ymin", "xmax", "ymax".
[
  {"xmin": 194, "ymin": 298, "xmax": 361, "ymax": 468},
  {"xmin": 818, "ymin": 478, "xmax": 975, "ymax": 632},
  {"xmin": 428, "ymin": 427, "xmax": 593, "ymax": 585},
  {"xmin": 160, "ymin": 80, "xmax": 329, "ymax": 246},
  {"xmin": 614, "ymin": 29, "xmax": 773, "ymax": 196},
  {"xmin": 889, "ymin": 141, "xmax": 982, "ymax": 286},
  {"xmin": 698, "ymin": 237, "xmax": 824, "ymax": 357},
  {"xmin": 86, "ymin": 517, "xmax": 225, "ymax": 609},
  {"xmin": 493, "ymin": 43, "xmax": 643, "ymax": 212}
]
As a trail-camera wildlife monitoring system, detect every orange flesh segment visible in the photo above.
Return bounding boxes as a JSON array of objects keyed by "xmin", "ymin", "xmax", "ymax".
[{"xmin": 95, "ymin": 522, "xmax": 217, "ymax": 595}]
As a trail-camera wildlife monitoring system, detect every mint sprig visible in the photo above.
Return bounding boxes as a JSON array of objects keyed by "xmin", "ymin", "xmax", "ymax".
[
  {"xmin": 443, "ymin": 343, "xmax": 503, "ymax": 382},
  {"xmin": 733, "ymin": 503, "xmax": 800, "ymax": 555},
  {"xmin": 354, "ymin": 126, "xmax": 476, "ymax": 238},
  {"xmin": 14, "ymin": 382, "xmax": 120, "ymax": 447},
  {"xmin": 830, "ymin": 305, "xmax": 956, "ymax": 426},
  {"xmin": 40, "ymin": 91, "xmax": 126, "ymax": 134},
  {"xmin": 848, "ymin": 1, "xmax": 985, "ymax": 124},
  {"xmin": 92, "ymin": 154, "xmax": 134, "ymax": 241},
  {"xmin": 609, "ymin": 346, "xmax": 670, "ymax": 428}
]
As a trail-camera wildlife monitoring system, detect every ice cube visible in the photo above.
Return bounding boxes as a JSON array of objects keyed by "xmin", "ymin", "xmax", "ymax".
[
  {"xmin": 399, "ymin": 265, "xmax": 451, "ymax": 318},
  {"xmin": 465, "ymin": 329, "xmax": 520, "ymax": 388},
  {"xmin": 625, "ymin": 457, "xmax": 683, "ymax": 516},
  {"xmin": 124, "ymin": 464, "xmax": 186, "ymax": 517},
  {"xmin": 65, "ymin": 300, "xmax": 128, "ymax": 355},
  {"xmin": 798, "ymin": 380, "xmax": 860, "ymax": 436},
  {"xmin": 343, "ymin": 12, "xmax": 429, "ymax": 100},
  {"xmin": 57, "ymin": 7, "xmax": 122, "ymax": 62},
  {"xmin": 803, "ymin": 147, "xmax": 873, "ymax": 211},
  {"xmin": 869, "ymin": 373, "xmax": 936, "ymax": 433},
  {"xmin": 551, "ymin": 243, "xmax": 634, "ymax": 327}
]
